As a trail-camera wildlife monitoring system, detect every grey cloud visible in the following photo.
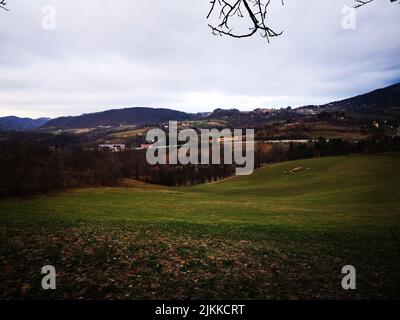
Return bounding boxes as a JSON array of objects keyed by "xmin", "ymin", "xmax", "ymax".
[{"xmin": 0, "ymin": 0, "xmax": 399, "ymax": 117}]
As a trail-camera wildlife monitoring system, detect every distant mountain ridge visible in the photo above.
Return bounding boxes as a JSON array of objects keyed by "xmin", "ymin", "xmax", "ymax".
[
  {"xmin": 321, "ymin": 82, "xmax": 400, "ymax": 114},
  {"xmin": 3, "ymin": 82, "xmax": 399, "ymax": 131},
  {"xmin": 0, "ymin": 116, "xmax": 50, "ymax": 131},
  {"xmin": 42, "ymin": 107, "xmax": 191, "ymax": 129}
]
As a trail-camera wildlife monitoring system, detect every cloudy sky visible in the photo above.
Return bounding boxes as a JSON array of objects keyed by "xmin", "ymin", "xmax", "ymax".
[{"xmin": 0, "ymin": 0, "xmax": 399, "ymax": 118}]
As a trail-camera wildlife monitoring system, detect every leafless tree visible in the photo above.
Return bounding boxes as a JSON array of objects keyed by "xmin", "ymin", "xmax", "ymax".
[
  {"xmin": 207, "ymin": 0, "xmax": 398, "ymax": 41},
  {"xmin": 354, "ymin": 0, "xmax": 398, "ymax": 8},
  {"xmin": 0, "ymin": 0, "xmax": 9, "ymax": 11},
  {"xmin": 207, "ymin": 0, "xmax": 284, "ymax": 41},
  {"xmin": 353, "ymin": 0, "xmax": 375, "ymax": 8}
]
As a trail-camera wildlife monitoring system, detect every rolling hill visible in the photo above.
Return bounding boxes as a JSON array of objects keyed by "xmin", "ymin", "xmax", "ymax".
[
  {"xmin": 42, "ymin": 107, "xmax": 191, "ymax": 129},
  {"xmin": 0, "ymin": 116, "xmax": 50, "ymax": 131},
  {"xmin": 0, "ymin": 154, "xmax": 399, "ymax": 299},
  {"xmin": 321, "ymin": 82, "xmax": 400, "ymax": 115},
  {"xmin": 2, "ymin": 82, "xmax": 399, "ymax": 132}
]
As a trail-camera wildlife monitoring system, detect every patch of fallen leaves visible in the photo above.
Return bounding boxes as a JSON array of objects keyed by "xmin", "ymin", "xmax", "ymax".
[{"xmin": 0, "ymin": 224, "xmax": 399, "ymax": 300}]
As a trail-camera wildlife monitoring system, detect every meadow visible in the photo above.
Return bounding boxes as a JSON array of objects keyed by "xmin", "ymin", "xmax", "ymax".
[{"xmin": 1, "ymin": 153, "xmax": 399, "ymax": 299}]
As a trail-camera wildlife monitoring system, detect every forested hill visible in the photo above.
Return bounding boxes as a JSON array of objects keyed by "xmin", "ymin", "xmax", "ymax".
[
  {"xmin": 0, "ymin": 116, "xmax": 50, "ymax": 131},
  {"xmin": 42, "ymin": 107, "xmax": 191, "ymax": 129}
]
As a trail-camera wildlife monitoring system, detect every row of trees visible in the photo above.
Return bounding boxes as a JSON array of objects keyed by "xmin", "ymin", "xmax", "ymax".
[
  {"xmin": 0, "ymin": 139, "xmax": 237, "ymax": 196},
  {"xmin": 1, "ymin": 134, "xmax": 399, "ymax": 196},
  {"xmin": 255, "ymin": 136, "xmax": 400, "ymax": 164}
]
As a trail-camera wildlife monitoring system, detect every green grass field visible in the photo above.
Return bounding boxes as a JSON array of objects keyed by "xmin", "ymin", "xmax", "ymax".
[{"xmin": 1, "ymin": 153, "xmax": 400, "ymax": 299}]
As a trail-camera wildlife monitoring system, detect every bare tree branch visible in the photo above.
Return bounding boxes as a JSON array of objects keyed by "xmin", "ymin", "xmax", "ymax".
[
  {"xmin": 207, "ymin": 0, "xmax": 398, "ymax": 41},
  {"xmin": 353, "ymin": 0, "xmax": 375, "ymax": 8},
  {"xmin": 354, "ymin": 0, "xmax": 398, "ymax": 8},
  {"xmin": 0, "ymin": 0, "xmax": 9, "ymax": 11},
  {"xmin": 207, "ymin": 0, "xmax": 284, "ymax": 42}
]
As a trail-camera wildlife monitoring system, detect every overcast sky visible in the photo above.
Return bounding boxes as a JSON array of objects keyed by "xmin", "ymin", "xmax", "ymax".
[{"xmin": 0, "ymin": 0, "xmax": 399, "ymax": 118}]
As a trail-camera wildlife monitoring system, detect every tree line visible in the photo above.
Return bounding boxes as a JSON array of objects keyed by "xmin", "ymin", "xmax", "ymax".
[
  {"xmin": 1, "ymin": 133, "xmax": 399, "ymax": 196},
  {"xmin": 0, "ymin": 137, "xmax": 236, "ymax": 196}
]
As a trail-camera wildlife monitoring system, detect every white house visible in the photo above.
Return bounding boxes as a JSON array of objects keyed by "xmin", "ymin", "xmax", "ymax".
[{"xmin": 98, "ymin": 144, "xmax": 126, "ymax": 152}]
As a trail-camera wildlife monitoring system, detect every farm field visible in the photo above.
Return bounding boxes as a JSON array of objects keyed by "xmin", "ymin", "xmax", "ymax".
[{"xmin": 0, "ymin": 154, "xmax": 400, "ymax": 299}]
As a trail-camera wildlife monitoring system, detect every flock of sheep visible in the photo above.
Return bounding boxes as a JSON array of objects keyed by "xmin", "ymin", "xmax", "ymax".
[{"xmin": 284, "ymin": 166, "xmax": 311, "ymax": 175}]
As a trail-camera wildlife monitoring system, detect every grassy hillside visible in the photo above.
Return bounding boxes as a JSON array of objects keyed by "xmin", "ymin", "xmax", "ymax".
[{"xmin": 1, "ymin": 154, "xmax": 399, "ymax": 299}]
